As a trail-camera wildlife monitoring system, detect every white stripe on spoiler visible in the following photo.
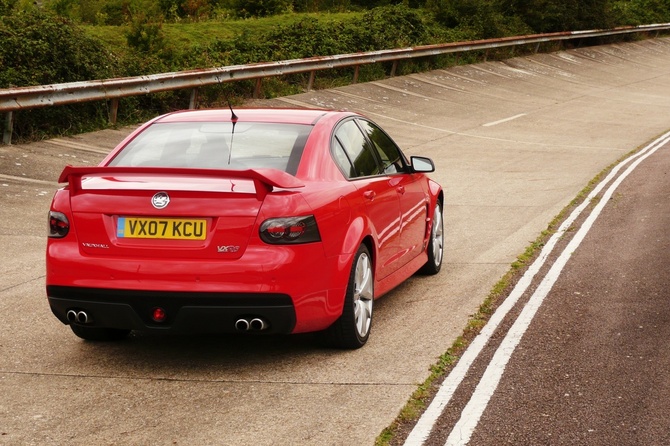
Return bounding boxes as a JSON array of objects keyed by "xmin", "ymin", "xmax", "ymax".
[{"xmin": 57, "ymin": 166, "xmax": 304, "ymax": 200}]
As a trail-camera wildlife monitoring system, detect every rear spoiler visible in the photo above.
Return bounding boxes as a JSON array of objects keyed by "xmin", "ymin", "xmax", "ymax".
[{"xmin": 58, "ymin": 166, "xmax": 304, "ymax": 200}]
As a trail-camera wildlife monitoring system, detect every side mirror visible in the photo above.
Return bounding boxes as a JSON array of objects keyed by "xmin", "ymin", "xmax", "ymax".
[{"xmin": 410, "ymin": 156, "xmax": 435, "ymax": 173}]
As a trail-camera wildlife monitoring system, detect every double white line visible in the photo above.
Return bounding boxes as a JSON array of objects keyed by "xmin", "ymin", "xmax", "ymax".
[{"xmin": 404, "ymin": 130, "xmax": 670, "ymax": 446}]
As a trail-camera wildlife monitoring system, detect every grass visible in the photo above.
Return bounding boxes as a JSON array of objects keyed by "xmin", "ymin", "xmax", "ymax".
[{"xmin": 82, "ymin": 12, "xmax": 363, "ymax": 51}]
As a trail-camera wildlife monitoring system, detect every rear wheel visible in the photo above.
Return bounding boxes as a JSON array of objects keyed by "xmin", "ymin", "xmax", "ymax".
[
  {"xmin": 70, "ymin": 325, "xmax": 130, "ymax": 342},
  {"xmin": 419, "ymin": 200, "xmax": 444, "ymax": 275},
  {"xmin": 323, "ymin": 245, "xmax": 374, "ymax": 349}
]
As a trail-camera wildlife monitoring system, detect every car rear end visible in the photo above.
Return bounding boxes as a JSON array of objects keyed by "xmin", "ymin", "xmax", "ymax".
[{"xmin": 46, "ymin": 111, "xmax": 350, "ymax": 338}]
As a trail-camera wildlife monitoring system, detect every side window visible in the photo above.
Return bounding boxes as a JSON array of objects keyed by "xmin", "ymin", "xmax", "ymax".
[
  {"xmin": 333, "ymin": 120, "xmax": 381, "ymax": 178},
  {"xmin": 333, "ymin": 138, "xmax": 356, "ymax": 178},
  {"xmin": 358, "ymin": 119, "xmax": 406, "ymax": 174}
]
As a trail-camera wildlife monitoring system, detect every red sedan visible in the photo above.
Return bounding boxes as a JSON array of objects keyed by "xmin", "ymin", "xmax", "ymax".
[{"xmin": 47, "ymin": 108, "xmax": 443, "ymax": 349}]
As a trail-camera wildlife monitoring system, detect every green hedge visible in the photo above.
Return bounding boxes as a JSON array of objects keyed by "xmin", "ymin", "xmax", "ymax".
[{"xmin": 2, "ymin": 1, "xmax": 670, "ymax": 141}]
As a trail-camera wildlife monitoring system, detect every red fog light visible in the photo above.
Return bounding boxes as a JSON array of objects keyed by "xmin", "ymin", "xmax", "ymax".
[{"xmin": 152, "ymin": 307, "xmax": 167, "ymax": 323}]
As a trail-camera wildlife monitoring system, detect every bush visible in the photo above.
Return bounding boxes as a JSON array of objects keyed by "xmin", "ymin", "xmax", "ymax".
[
  {"xmin": 0, "ymin": 0, "xmax": 18, "ymax": 16},
  {"xmin": 4, "ymin": 0, "xmax": 670, "ymax": 142},
  {"xmin": 611, "ymin": 0, "xmax": 670, "ymax": 25},
  {"xmin": 125, "ymin": 11, "xmax": 167, "ymax": 53},
  {"xmin": 0, "ymin": 10, "xmax": 119, "ymax": 141},
  {"xmin": 356, "ymin": 4, "xmax": 428, "ymax": 49},
  {"xmin": 428, "ymin": 0, "xmax": 530, "ymax": 38},
  {"xmin": 232, "ymin": 0, "xmax": 293, "ymax": 17},
  {"xmin": 499, "ymin": 0, "xmax": 616, "ymax": 33},
  {"xmin": 0, "ymin": 10, "xmax": 116, "ymax": 87}
]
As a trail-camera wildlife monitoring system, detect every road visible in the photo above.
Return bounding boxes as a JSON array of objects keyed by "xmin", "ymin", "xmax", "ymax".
[
  {"xmin": 403, "ymin": 132, "xmax": 670, "ymax": 445},
  {"xmin": 1, "ymin": 38, "xmax": 670, "ymax": 445}
]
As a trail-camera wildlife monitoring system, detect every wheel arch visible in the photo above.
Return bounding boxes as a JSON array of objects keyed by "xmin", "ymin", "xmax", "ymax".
[{"xmin": 424, "ymin": 187, "xmax": 444, "ymax": 242}]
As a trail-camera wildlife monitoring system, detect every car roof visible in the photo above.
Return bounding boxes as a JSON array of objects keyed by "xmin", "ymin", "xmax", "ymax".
[{"xmin": 153, "ymin": 108, "xmax": 345, "ymax": 125}]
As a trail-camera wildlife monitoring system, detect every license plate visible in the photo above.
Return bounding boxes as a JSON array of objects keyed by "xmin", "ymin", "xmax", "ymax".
[{"xmin": 117, "ymin": 217, "xmax": 207, "ymax": 240}]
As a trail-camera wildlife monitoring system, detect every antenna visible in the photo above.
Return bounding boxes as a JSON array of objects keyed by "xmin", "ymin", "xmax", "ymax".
[
  {"xmin": 227, "ymin": 100, "xmax": 238, "ymax": 165},
  {"xmin": 228, "ymin": 102, "xmax": 238, "ymax": 122}
]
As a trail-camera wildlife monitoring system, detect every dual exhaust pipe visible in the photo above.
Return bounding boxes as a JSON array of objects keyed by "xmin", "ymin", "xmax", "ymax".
[
  {"xmin": 66, "ymin": 310, "xmax": 90, "ymax": 325},
  {"xmin": 67, "ymin": 309, "xmax": 266, "ymax": 331},
  {"xmin": 235, "ymin": 317, "xmax": 269, "ymax": 332}
]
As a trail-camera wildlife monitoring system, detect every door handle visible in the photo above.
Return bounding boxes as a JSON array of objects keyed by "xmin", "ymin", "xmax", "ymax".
[
  {"xmin": 363, "ymin": 190, "xmax": 376, "ymax": 200},
  {"xmin": 396, "ymin": 185, "xmax": 405, "ymax": 195}
]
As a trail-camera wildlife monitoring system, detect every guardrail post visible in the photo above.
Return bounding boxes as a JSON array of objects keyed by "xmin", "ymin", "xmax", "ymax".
[
  {"xmin": 3, "ymin": 111, "xmax": 13, "ymax": 145},
  {"xmin": 534, "ymin": 42, "xmax": 541, "ymax": 53},
  {"xmin": 109, "ymin": 98, "xmax": 119, "ymax": 125},
  {"xmin": 307, "ymin": 70, "xmax": 316, "ymax": 91},
  {"xmin": 254, "ymin": 78, "xmax": 262, "ymax": 99},
  {"xmin": 353, "ymin": 65, "xmax": 360, "ymax": 84},
  {"xmin": 390, "ymin": 61, "xmax": 398, "ymax": 77},
  {"xmin": 189, "ymin": 88, "xmax": 199, "ymax": 109}
]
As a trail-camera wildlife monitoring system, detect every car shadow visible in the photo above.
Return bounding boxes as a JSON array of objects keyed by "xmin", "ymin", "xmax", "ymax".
[{"xmin": 48, "ymin": 281, "xmax": 420, "ymax": 382}]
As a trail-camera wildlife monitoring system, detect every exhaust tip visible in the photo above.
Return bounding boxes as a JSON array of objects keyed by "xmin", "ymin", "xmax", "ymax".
[
  {"xmin": 67, "ymin": 310, "xmax": 90, "ymax": 324},
  {"xmin": 250, "ymin": 318, "xmax": 269, "ymax": 331},
  {"xmin": 76, "ymin": 311, "xmax": 89, "ymax": 324},
  {"xmin": 235, "ymin": 318, "xmax": 250, "ymax": 331}
]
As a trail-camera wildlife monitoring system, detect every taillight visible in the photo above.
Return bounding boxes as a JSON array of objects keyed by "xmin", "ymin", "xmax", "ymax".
[
  {"xmin": 260, "ymin": 216, "xmax": 321, "ymax": 244},
  {"xmin": 48, "ymin": 211, "xmax": 70, "ymax": 238}
]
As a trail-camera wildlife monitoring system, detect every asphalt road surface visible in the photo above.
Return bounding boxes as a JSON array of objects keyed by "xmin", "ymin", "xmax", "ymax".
[
  {"xmin": 404, "ymin": 133, "xmax": 670, "ymax": 445},
  {"xmin": 1, "ymin": 38, "xmax": 670, "ymax": 445}
]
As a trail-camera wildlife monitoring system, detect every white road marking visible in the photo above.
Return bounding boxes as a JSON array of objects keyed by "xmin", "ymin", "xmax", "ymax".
[
  {"xmin": 403, "ymin": 130, "xmax": 670, "ymax": 446},
  {"xmin": 47, "ymin": 138, "xmax": 110, "ymax": 154},
  {"xmin": 0, "ymin": 173, "xmax": 57, "ymax": 186},
  {"xmin": 482, "ymin": 113, "xmax": 527, "ymax": 127}
]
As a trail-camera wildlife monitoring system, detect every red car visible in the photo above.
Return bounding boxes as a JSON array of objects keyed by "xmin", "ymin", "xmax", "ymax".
[{"xmin": 47, "ymin": 108, "xmax": 443, "ymax": 349}]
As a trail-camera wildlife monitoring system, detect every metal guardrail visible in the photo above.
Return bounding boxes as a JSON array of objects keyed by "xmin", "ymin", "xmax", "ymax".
[{"xmin": 2, "ymin": 23, "xmax": 670, "ymax": 144}]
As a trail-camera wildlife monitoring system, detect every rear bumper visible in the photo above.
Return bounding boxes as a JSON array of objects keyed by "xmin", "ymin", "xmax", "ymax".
[
  {"xmin": 47, "ymin": 286, "xmax": 296, "ymax": 334},
  {"xmin": 46, "ymin": 242, "xmax": 354, "ymax": 333}
]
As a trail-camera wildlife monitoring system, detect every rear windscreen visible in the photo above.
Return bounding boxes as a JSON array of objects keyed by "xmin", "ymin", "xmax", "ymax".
[{"xmin": 108, "ymin": 121, "xmax": 313, "ymax": 175}]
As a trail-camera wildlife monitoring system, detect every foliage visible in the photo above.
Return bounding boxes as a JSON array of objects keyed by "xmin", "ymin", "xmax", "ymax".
[
  {"xmin": 0, "ymin": 10, "xmax": 116, "ymax": 87},
  {"xmin": 611, "ymin": 0, "xmax": 670, "ymax": 25},
  {"xmin": 0, "ymin": 10, "xmax": 121, "ymax": 140},
  {"xmin": 231, "ymin": 0, "xmax": 293, "ymax": 17},
  {"xmin": 2, "ymin": 0, "xmax": 670, "ymax": 141},
  {"xmin": 219, "ymin": 4, "xmax": 429, "ymax": 64},
  {"xmin": 125, "ymin": 10, "xmax": 167, "ymax": 53},
  {"xmin": 0, "ymin": 0, "xmax": 18, "ymax": 16},
  {"xmin": 96, "ymin": 0, "xmax": 130, "ymax": 25},
  {"xmin": 428, "ymin": 0, "xmax": 537, "ymax": 37},
  {"xmin": 356, "ymin": 4, "xmax": 428, "ymax": 49},
  {"xmin": 499, "ymin": 0, "xmax": 615, "ymax": 33}
]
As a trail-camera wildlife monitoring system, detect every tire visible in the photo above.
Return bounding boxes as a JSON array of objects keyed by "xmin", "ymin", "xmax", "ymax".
[
  {"xmin": 70, "ymin": 324, "xmax": 130, "ymax": 342},
  {"xmin": 419, "ymin": 200, "xmax": 444, "ymax": 275},
  {"xmin": 323, "ymin": 245, "xmax": 374, "ymax": 349}
]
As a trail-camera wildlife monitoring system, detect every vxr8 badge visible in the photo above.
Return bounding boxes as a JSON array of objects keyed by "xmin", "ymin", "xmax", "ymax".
[{"xmin": 217, "ymin": 245, "xmax": 240, "ymax": 253}]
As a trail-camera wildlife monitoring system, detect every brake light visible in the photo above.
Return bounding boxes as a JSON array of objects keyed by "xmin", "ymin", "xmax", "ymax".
[
  {"xmin": 48, "ymin": 211, "xmax": 70, "ymax": 238},
  {"xmin": 260, "ymin": 216, "xmax": 321, "ymax": 244}
]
